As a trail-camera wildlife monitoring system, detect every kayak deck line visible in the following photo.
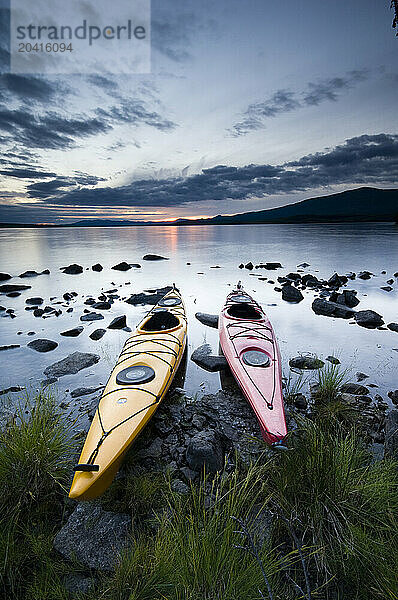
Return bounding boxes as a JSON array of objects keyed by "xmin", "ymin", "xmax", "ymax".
[{"xmin": 70, "ymin": 287, "xmax": 187, "ymax": 499}]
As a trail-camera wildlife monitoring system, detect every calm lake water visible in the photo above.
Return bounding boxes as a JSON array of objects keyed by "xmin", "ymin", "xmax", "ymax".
[{"xmin": 0, "ymin": 223, "xmax": 397, "ymax": 423}]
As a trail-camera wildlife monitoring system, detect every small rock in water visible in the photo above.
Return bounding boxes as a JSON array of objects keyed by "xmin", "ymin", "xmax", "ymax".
[
  {"xmin": 89, "ymin": 328, "xmax": 106, "ymax": 341},
  {"xmin": 44, "ymin": 351, "xmax": 100, "ymax": 378},
  {"xmin": 142, "ymin": 254, "xmax": 169, "ymax": 261},
  {"xmin": 0, "ymin": 344, "xmax": 20, "ymax": 351},
  {"xmin": 108, "ymin": 315, "xmax": 127, "ymax": 329},
  {"xmin": 340, "ymin": 383, "xmax": 369, "ymax": 395},
  {"xmin": 354, "ymin": 310, "xmax": 384, "ymax": 329},
  {"xmin": 80, "ymin": 312, "xmax": 104, "ymax": 322},
  {"xmin": 0, "ymin": 385, "xmax": 25, "ymax": 396},
  {"xmin": 0, "ymin": 284, "xmax": 31, "ymax": 293},
  {"xmin": 111, "ymin": 262, "xmax": 131, "ymax": 271},
  {"xmin": 297, "ymin": 262, "xmax": 310, "ymax": 268},
  {"xmin": 388, "ymin": 390, "xmax": 398, "ymax": 405},
  {"xmin": 60, "ymin": 326, "xmax": 84, "ymax": 337},
  {"xmin": 387, "ymin": 323, "xmax": 398, "ymax": 333},
  {"xmin": 289, "ymin": 356, "xmax": 325, "ymax": 370},
  {"xmin": 27, "ymin": 339, "xmax": 58, "ymax": 353},
  {"xmin": 244, "ymin": 262, "xmax": 254, "ymax": 270},
  {"xmin": 26, "ymin": 297, "xmax": 44, "ymax": 305},
  {"xmin": 19, "ymin": 269, "xmax": 50, "ymax": 278},
  {"xmin": 91, "ymin": 263, "xmax": 103, "ymax": 272},
  {"xmin": 70, "ymin": 386, "xmax": 103, "ymax": 398},
  {"xmin": 191, "ymin": 344, "xmax": 228, "ymax": 372},
  {"xmin": 92, "ymin": 301, "xmax": 111, "ymax": 310},
  {"xmin": 61, "ymin": 264, "xmax": 83, "ymax": 275},
  {"xmin": 0, "ymin": 273, "xmax": 12, "ymax": 281},
  {"xmin": 281, "ymin": 285, "xmax": 304, "ymax": 303},
  {"xmin": 195, "ymin": 312, "xmax": 219, "ymax": 328},
  {"xmin": 357, "ymin": 271, "xmax": 373, "ymax": 280},
  {"xmin": 326, "ymin": 355, "xmax": 340, "ymax": 365},
  {"xmin": 356, "ymin": 372, "xmax": 369, "ymax": 382},
  {"xmin": 53, "ymin": 503, "xmax": 131, "ymax": 571},
  {"xmin": 381, "ymin": 286, "xmax": 393, "ymax": 292}
]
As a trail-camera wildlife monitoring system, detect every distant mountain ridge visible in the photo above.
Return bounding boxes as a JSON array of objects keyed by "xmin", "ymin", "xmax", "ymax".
[{"xmin": 1, "ymin": 187, "xmax": 397, "ymax": 228}]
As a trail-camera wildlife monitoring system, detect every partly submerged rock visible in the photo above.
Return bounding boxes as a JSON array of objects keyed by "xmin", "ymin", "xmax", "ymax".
[
  {"xmin": 312, "ymin": 298, "xmax": 355, "ymax": 319},
  {"xmin": 142, "ymin": 254, "xmax": 169, "ymax": 261},
  {"xmin": 80, "ymin": 312, "xmax": 104, "ymax": 322},
  {"xmin": 111, "ymin": 262, "xmax": 131, "ymax": 271},
  {"xmin": 340, "ymin": 383, "xmax": 370, "ymax": 395},
  {"xmin": 53, "ymin": 502, "xmax": 131, "ymax": 571},
  {"xmin": 91, "ymin": 263, "xmax": 103, "ymax": 272},
  {"xmin": 27, "ymin": 339, "xmax": 58, "ymax": 353},
  {"xmin": 61, "ymin": 264, "xmax": 83, "ymax": 275},
  {"xmin": 191, "ymin": 344, "xmax": 228, "ymax": 372},
  {"xmin": 108, "ymin": 315, "xmax": 127, "ymax": 329},
  {"xmin": 125, "ymin": 286, "xmax": 172, "ymax": 306},
  {"xmin": 0, "ymin": 284, "xmax": 31, "ymax": 293},
  {"xmin": 354, "ymin": 310, "xmax": 384, "ymax": 329},
  {"xmin": 89, "ymin": 328, "xmax": 106, "ymax": 341},
  {"xmin": 281, "ymin": 285, "xmax": 304, "ymax": 303},
  {"xmin": 195, "ymin": 312, "xmax": 219, "ymax": 328},
  {"xmin": 387, "ymin": 323, "xmax": 398, "ymax": 333},
  {"xmin": 289, "ymin": 356, "xmax": 325, "ymax": 370},
  {"xmin": 60, "ymin": 326, "xmax": 84, "ymax": 337},
  {"xmin": 44, "ymin": 351, "xmax": 100, "ymax": 378}
]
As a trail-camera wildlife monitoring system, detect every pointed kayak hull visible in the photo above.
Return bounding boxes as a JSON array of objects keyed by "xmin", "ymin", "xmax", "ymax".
[
  {"xmin": 219, "ymin": 287, "xmax": 287, "ymax": 445},
  {"xmin": 69, "ymin": 289, "xmax": 187, "ymax": 500}
]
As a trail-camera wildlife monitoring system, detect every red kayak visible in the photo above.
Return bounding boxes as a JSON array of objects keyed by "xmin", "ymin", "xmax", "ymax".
[{"xmin": 219, "ymin": 283, "xmax": 287, "ymax": 446}]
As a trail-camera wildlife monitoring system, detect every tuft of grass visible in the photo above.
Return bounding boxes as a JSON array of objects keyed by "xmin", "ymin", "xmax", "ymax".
[
  {"xmin": 0, "ymin": 389, "xmax": 74, "ymax": 516},
  {"xmin": 95, "ymin": 465, "xmax": 295, "ymax": 600},
  {"xmin": 265, "ymin": 419, "xmax": 398, "ymax": 599},
  {"xmin": 313, "ymin": 361, "xmax": 348, "ymax": 405},
  {"xmin": 0, "ymin": 390, "xmax": 76, "ymax": 599}
]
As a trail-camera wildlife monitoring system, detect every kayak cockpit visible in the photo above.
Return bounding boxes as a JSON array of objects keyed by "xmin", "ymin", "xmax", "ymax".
[
  {"xmin": 140, "ymin": 310, "xmax": 180, "ymax": 332},
  {"xmin": 226, "ymin": 303, "xmax": 262, "ymax": 320}
]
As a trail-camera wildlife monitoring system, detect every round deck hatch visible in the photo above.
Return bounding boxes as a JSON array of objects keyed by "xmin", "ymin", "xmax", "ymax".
[
  {"xmin": 242, "ymin": 350, "xmax": 270, "ymax": 367},
  {"xmin": 230, "ymin": 294, "xmax": 250, "ymax": 303},
  {"xmin": 116, "ymin": 365, "xmax": 155, "ymax": 385},
  {"xmin": 159, "ymin": 296, "xmax": 182, "ymax": 307}
]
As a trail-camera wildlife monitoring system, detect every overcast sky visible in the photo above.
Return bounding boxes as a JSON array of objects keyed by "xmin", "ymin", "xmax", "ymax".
[{"xmin": 0, "ymin": 0, "xmax": 397, "ymax": 224}]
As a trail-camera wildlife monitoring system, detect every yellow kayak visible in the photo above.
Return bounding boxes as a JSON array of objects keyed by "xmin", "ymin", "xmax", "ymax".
[{"xmin": 69, "ymin": 287, "xmax": 187, "ymax": 501}]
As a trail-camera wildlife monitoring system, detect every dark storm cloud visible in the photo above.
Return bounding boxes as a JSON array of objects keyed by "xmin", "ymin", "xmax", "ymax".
[
  {"xmin": 0, "ymin": 74, "xmax": 59, "ymax": 103},
  {"xmin": 26, "ymin": 173, "xmax": 106, "ymax": 198},
  {"xmin": 0, "ymin": 167, "xmax": 57, "ymax": 179},
  {"xmin": 29, "ymin": 133, "xmax": 396, "ymax": 209},
  {"xmin": 230, "ymin": 70, "xmax": 369, "ymax": 136},
  {"xmin": 0, "ymin": 108, "xmax": 111, "ymax": 149}
]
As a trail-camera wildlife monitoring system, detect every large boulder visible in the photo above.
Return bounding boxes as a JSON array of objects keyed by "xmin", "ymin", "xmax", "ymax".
[
  {"xmin": 44, "ymin": 351, "xmax": 100, "ymax": 378},
  {"xmin": 53, "ymin": 502, "xmax": 131, "ymax": 571}
]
